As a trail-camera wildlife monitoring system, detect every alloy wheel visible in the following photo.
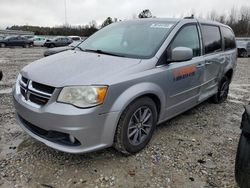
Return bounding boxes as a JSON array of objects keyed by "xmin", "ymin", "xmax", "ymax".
[{"xmin": 127, "ymin": 106, "xmax": 153, "ymax": 146}]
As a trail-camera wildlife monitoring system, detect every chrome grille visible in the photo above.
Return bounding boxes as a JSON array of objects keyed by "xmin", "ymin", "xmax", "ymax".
[{"xmin": 19, "ymin": 76, "xmax": 55, "ymax": 106}]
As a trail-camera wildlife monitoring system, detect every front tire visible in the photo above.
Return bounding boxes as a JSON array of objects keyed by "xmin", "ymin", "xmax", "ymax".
[
  {"xmin": 210, "ymin": 76, "xmax": 230, "ymax": 104},
  {"xmin": 114, "ymin": 97, "xmax": 157, "ymax": 155},
  {"xmin": 235, "ymin": 132, "xmax": 250, "ymax": 188}
]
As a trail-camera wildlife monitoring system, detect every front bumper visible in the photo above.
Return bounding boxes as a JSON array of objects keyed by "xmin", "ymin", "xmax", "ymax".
[{"xmin": 13, "ymin": 85, "xmax": 120, "ymax": 154}]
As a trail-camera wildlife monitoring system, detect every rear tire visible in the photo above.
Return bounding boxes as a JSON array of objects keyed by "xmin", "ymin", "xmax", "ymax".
[
  {"xmin": 114, "ymin": 97, "xmax": 157, "ymax": 155},
  {"xmin": 0, "ymin": 43, "xmax": 6, "ymax": 48},
  {"xmin": 23, "ymin": 44, "xmax": 30, "ymax": 48},
  {"xmin": 242, "ymin": 50, "xmax": 248, "ymax": 58},
  {"xmin": 210, "ymin": 76, "xmax": 230, "ymax": 104},
  {"xmin": 235, "ymin": 132, "xmax": 250, "ymax": 188}
]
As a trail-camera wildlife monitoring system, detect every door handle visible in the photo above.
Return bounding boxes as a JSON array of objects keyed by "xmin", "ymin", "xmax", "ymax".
[{"xmin": 205, "ymin": 62, "xmax": 212, "ymax": 65}]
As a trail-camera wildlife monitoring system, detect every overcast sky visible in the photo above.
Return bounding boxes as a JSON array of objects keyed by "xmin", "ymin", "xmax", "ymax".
[{"xmin": 0, "ymin": 0, "xmax": 249, "ymax": 29}]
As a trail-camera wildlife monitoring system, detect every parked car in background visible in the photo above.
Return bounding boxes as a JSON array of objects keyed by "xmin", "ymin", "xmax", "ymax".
[
  {"xmin": 44, "ymin": 41, "xmax": 82, "ymax": 56},
  {"xmin": 23, "ymin": 35, "xmax": 35, "ymax": 40},
  {"xmin": 68, "ymin": 36, "xmax": 82, "ymax": 41},
  {"xmin": 13, "ymin": 18, "xmax": 237, "ymax": 155},
  {"xmin": 44, "ymin": 37, "xmax": 73, "ymax": 48},
  {"xmin": 235, "ymin": 104, "xmax": 250, "ymax": 188},
  {"xmin": 31, "ymin": 37, "xmax": 47, "ymax": 46},
  {"xmin": 32, "ymin": 36, "xmax": 47, "ymax": 46},
  {"xmin": 236, "ymin": 40, "xmax": 250, "ymax": 57},
  {"xmin": 0, "ymin": 36, "xmax": 33, "ymax": 48}
]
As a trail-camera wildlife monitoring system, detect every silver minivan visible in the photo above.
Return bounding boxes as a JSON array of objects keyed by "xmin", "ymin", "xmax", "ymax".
[{"xmin": 13, "ymin": 18, "xmax": 237, "ymax": 155}]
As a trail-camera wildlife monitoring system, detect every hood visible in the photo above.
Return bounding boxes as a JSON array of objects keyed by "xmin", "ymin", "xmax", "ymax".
[
  {"xmin": 49, "ymin": 46, "xmax": 73, "ymax": 52},
  {"xmin": 21, "ymin": 50, "xmax": 141, "ymax": 87},
  {"xmin": 44, "ymin": 46, "xmax": 73, "ymax": 56}
]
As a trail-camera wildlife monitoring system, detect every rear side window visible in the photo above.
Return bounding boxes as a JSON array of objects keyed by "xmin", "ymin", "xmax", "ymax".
[
  {"xmin": 221, "ymin": 27, "xmax": 236, "ymax": 50},
  {"xmin": 201, "ymin": 25, "xmax": 222, "ymax": 54},
  {"xmin": 169, "ymin": 24, "xmax": 201, "ymax": 57}
]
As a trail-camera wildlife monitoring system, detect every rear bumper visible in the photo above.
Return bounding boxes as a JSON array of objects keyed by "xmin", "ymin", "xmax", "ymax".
[{"xmin": 13, "ymin": 85, "xmax": 120, "ymax": 154}]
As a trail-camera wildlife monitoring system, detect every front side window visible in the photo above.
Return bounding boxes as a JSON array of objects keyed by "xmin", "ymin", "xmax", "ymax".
[
  {"xmin": 221, "ymin": 27, "xmax": 236, "ymax": 50},
  {"xmin": 78, "ymin": 20, "xmax": 177, "ymax": 59},
  {"xmin": 168, "ymin": 24, "xmax": 201, "ymax": 58},
  {"xmin": 201, "ymin": 25, "xmax": 222, "ymax": 54}
]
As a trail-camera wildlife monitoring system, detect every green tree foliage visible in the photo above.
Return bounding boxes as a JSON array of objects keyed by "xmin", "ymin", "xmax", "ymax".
[
  {"xmin": 101, "ymin": 17, "xmax": 113, "ymax": 28},
  {"xmin": 138, "ymin": 9, "xmax": 153, "ymax": 18},
  {"xmin": 7, "ymin": 24, "xmax": 98, "ymax": 37}
]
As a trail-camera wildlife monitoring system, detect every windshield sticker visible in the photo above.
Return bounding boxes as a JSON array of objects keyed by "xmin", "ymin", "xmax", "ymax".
[
  {"xmin": 150, "ymin": 23, "xmax": 173, "ymax": 29},
  {"xmin": 173, "ymin": 65, "xmax": 196, "ymax": 81}
]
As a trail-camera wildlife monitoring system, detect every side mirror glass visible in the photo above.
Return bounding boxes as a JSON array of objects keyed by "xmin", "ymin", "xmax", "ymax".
[{"xmin": 171, "ymin": 47, "xmax": 193, "ymax": 62}]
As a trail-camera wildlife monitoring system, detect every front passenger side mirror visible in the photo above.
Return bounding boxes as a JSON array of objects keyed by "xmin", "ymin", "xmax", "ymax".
[{"xmin": 171, "ymin": 47, "xmax": 193, "ymax": 62}]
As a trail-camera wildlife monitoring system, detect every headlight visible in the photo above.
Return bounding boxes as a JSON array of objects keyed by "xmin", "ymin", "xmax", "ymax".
[{"xmin": 57, "ymin": 86, "xmax": 108, "ymax": 108}]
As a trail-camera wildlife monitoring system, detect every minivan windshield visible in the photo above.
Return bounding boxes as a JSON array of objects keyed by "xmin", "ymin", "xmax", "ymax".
[{"xmin": 78, "ymin": 20, "xmax": 176, "ymax": 59}]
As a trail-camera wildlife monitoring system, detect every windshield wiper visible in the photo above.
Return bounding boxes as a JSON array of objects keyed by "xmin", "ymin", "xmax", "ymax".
[
  {"xmin": 83, "ymin": 49, "xmax": 125, "ymax": 57},
  {"xmin": 74, "ymin": 46, "xmax": 84, "ymax": 51}
]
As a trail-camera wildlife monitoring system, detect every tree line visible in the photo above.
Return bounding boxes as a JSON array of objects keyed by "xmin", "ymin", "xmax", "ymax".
[
  {"xmin": 206, "ymin": 6, "xmax": 250, "ymax": 37},
  {"xmin": 6, "ymin": 7, "xmax": 250, "ymax": 37}
]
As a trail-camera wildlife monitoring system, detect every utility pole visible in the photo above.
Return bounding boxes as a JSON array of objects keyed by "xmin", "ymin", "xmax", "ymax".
[
  {"xmin": 247, "ymin": 21, "xmax": 250, "ymax": 37},
  {"xmin": 64, "ymin": 0, "xmax": 68, "ymax": 26}
]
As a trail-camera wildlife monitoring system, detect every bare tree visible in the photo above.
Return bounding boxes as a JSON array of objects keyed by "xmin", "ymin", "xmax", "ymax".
[
  {"xmin": 228, "ymin": 6, "xmax": 238, "ymax": 25},
  {"xmin": 207, "ymin": 10, "xmax": 219, "ymax": 21}
]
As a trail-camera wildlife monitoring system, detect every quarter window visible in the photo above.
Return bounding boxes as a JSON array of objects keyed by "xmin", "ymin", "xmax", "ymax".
[
  {"xmin": 221, "ymin": 27, "xmax": 236, "ymax": 50},
  {"xmin": 201, "ymin": 25, "xmax": 222, "ymax": 54},
  {"xmin": 169, "ymin": 24, "xmax": 201, "ymax": 58}
]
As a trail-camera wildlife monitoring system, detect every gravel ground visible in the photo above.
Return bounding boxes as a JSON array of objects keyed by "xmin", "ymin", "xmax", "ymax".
[{"xmin": 0, "ymin": 47, "xmax": 249, "ymax": 188}]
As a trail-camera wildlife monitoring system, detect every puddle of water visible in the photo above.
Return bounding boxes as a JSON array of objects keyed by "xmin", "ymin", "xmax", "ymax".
[
  {"xmin": 228, "ymin": 99, "xmax": 245, "ymax": 105},
  {"xmin": 231, "ymin": 84, "xmax": 250, "ymax": 87},
  {"xmin": 17, "ymin": 138, "xmax": 33, "ymax": 152},
  {"xmin": 0, "ymin": 88, "xmax": 12, "ymax": 94},
  {"xmin": 228, "ymin": 93, "xmax": 245, "ymax": 100},
  {"xmin": 0, "ymin": 137, "xmax": 31, "ymax": 158},
  {"xmin": 231, "ymin": 88, "xmax": 249, "ymax": 93},
  {"xmin": 0, "ymin": 139, "xmax": 23, "ymax": 157}
]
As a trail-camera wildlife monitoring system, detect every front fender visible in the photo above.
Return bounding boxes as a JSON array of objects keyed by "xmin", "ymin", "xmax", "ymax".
[
  {"xmin": 103, "ymin": 82, "xmax": 166, "ymax": 144},
  {"xmin": 109, "ymin": 82, "xmax": 166, "ymax": 121}
]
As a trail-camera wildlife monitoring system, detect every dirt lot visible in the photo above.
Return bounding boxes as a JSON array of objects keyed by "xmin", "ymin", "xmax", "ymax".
[{"xmin": 0, "ymin": 47, "xmax": 249, "ymax": 188}]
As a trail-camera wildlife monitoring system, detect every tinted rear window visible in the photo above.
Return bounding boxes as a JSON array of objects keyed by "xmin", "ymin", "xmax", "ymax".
[
  {"xmin": 221, "ymin": 27, "xmax": 236, "ymax": 50},
  {"xmin": 201, "ymin": 25, "xmax": 222, "ymax": 54}
]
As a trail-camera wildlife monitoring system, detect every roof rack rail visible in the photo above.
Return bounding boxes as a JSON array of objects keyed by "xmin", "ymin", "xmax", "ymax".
[{"xmin": 184, "ymin": 15, "xmax": 194, "ymax": 19}]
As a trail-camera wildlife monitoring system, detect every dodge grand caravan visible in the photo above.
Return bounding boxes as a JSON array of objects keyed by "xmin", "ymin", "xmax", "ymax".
[{"xmin": 13, "ymin": 18, "xmax": 237, "ymax": 155}]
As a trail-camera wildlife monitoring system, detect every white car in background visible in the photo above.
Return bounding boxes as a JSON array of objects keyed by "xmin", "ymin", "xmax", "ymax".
[
  {"xmin": 32, "ymin": 37, "xmax": 47, "ymax": 46},
  {"xmin": 68, "ymin": 36, "xmax": 82, "ymax": 41}
]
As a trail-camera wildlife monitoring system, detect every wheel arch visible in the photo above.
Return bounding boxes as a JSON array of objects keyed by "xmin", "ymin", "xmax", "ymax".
[
  {"xmin": 109, "ymin": 82, "xmax": 165, "ymax": 122},
  {"xmin": 107, "ymin": 82, "xmax": 166, "ymax": 144},
  {"xmin": 225, "ymin": 68, "xmax": 234, "ymax": 82}
]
